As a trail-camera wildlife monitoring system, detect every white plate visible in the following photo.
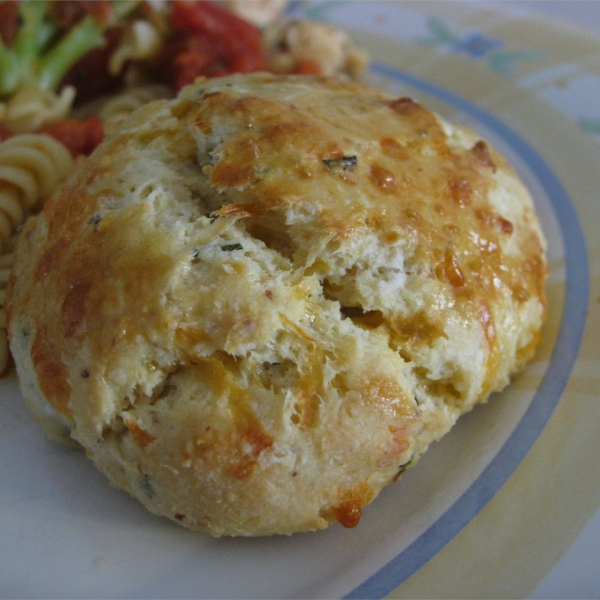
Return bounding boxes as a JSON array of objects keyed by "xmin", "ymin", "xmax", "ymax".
[{"xmin": 2, "ymin": 2, "xmax": 599, "ymax": 598}]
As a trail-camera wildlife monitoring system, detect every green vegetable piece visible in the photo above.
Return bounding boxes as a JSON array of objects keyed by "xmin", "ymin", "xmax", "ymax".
[
  {"xmin": 323, "ymin": 155, "xmax": 358, "ymax": 171},
  {"xmin": 221, "ymin": 243, "xmax": 243, "ymax": 252},
  {"xmin": 0, "ymin": 0, "xmax": 140, "ymax": 98}
]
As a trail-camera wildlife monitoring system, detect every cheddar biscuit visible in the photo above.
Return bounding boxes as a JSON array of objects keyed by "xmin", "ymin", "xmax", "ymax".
[{"xmin": 7, "ymin": 74, "xmax": 547, "ymax": 536}]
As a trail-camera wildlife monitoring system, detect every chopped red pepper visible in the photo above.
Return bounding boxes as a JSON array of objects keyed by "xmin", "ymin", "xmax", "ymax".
[{"xmin": 37, "ymin": 116, "xmax": 104, "ymax": 157}]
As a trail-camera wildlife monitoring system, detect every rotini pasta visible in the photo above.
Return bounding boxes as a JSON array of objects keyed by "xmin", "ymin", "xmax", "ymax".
[
  {"xmin": 99, "ymin": 84, "xmax": 172, "ymax": 129},
  {"xmin": 264, "ymin": 20, "xmax": 369, "ymax": 78},
  {"xmin": 217, "ymin": 0, "xmax": 288, "ymax": 26},
  {"xmin": 0, "ymin": 134, "xmax": 74, "ymax": 247},
  {"xmin": 0, "ymin": 133, "xmax": 74, "ymax": 372},
  {"xmin": 109, "ymin": 19, "xmax": 164, "ymax": 76},
  {"xmin": 0, "ymin": 85, "xmax": 76, "ymax": 134}
]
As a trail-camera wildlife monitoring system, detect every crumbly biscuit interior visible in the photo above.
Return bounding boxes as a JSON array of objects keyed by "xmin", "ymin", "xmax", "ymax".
[{"xmin": 7, "ymin": 74, "xmax": 547, "ymax": 536}]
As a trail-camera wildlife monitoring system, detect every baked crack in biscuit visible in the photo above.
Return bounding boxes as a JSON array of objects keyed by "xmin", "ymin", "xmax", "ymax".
[{"xmin": 6, "ymin": 74, "xmax": 547, "ymax": 536}]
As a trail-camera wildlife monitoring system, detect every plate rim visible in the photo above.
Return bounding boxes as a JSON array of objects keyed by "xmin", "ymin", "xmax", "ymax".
[{"xmin": 344, "ymin": 61, "xmax": 589, "ymax": 600}]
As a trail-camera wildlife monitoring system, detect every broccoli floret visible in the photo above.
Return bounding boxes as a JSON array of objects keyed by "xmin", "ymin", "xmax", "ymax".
[{"xmin": 0, "ymin": 0, "xmax": 140, "ymax": 98}]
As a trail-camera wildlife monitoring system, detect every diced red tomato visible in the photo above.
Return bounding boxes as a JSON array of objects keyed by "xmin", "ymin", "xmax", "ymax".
[
  {"xmin": 157, "ymin": 0, "xmax": 267, "ymax": 91},
  {"xmin": 0, "ymin": 122, "xmax": 13, "ymax": 141},
  {"xmin": 48, "ymin": 1, "xmax": 115, "ymax": 29},
  {"xmin": 0, "ymin": 0, "xmax": 20, "ymax": 47},
  {"xmin": 294, "ymin": 59, "xmax": 324, "ymax": 76},
  {"xmin": 60, "ymin": 27, "xmax": 124, "ymax": 103},
  {"xmin": 0, "ymin": 118, "xmax": 103, "ymax": 156},
  {"xmin": 37, "ymin": 117, "xmax": 104, "ymax": 157},
  {"xmin": 170, "ymin": 0, "xmax": 262, "ymax": 45}
]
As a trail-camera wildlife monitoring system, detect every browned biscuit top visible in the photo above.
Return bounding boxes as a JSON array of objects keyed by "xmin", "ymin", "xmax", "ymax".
[{"xmin": 7, "ymin": 74, "xmax": 546, "ymax": 536}]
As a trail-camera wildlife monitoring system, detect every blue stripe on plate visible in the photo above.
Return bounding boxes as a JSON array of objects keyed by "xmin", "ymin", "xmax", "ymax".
[{"xmin": 345, "ymin": 63, "xmax": 589, "ymax": 599}]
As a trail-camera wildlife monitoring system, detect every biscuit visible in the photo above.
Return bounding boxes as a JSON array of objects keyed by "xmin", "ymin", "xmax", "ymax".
[{"xmin": 6, "ymin": 74, "xmax": 547, "ymax": 536}]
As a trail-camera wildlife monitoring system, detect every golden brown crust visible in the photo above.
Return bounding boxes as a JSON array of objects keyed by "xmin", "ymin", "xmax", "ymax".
[{"xmin": 6, "ymin": 74, "xmax": 547, "ymax": 536}]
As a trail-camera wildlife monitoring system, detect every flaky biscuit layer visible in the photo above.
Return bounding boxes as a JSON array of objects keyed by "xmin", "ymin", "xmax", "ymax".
[{"xmin": 7, "ymin": 74, "xmax": 546, "ymax": 536}]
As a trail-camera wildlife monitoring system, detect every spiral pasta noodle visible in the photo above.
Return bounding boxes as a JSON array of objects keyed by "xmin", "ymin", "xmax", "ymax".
[
  {"xmin": 0, "ymin": 133, "xmax": 74, "ymax": 373},
  {"xmin": 0, "ymin": 85, "xmax": 76, "ymax": 133},
  {"xmin": 0, "ymin": 134, "xmax": 73, "ymax": 247},
  {"xmin": 99, "ymin": 84, "xmax": 172, "ymax": 130},
  {"xmin": 109, "ymin": 19, "xmax": 164, "ymax": 76}
]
